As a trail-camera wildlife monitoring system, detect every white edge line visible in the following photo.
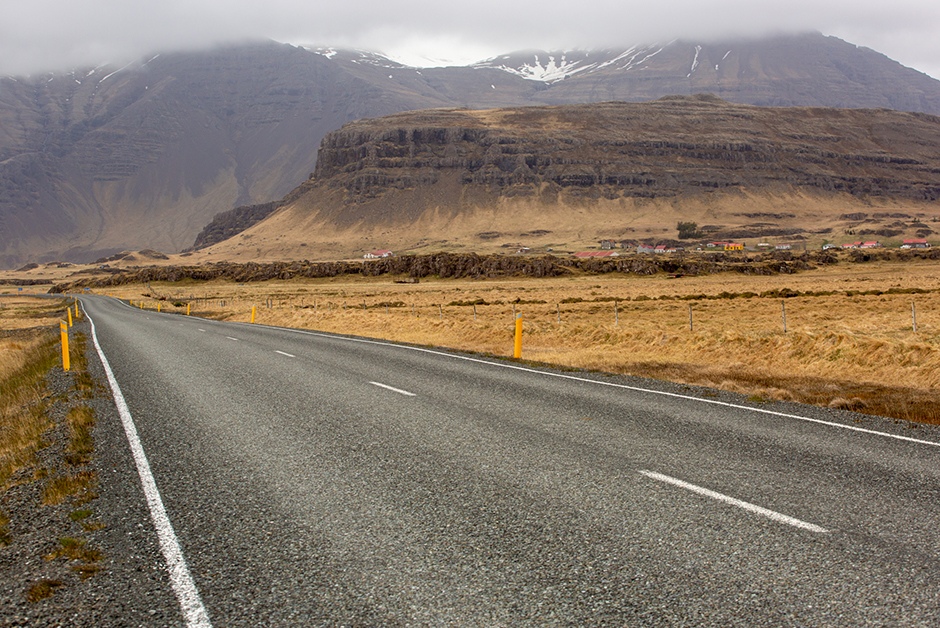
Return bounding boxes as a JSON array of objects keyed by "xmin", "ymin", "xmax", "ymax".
[
  {"xmin": 229, "ymin": 323, "xmax": 940, "ymax": 449},
  {"xmin": 82, "ymin": 302, "xmax": 213, "ymax": 628},
  {"xmin": 369, "ymin": 381, "xmax": 416, "ymax": 396},
  {"xmin": 225, "ymin": 336, "xmax": 239, "ymax": 341},
  {"xmin": 274, "ymin": 350, "xmax": 295, "ymax": 358},
  {"xmin": 640, "ymin": 470, "xmax": 828, "ymax": 533}
]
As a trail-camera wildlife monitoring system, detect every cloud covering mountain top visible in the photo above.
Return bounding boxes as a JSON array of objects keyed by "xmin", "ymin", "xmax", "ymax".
[{"xmin": 2, "ymin": 0, "xmax": 940, "ymax": 79}]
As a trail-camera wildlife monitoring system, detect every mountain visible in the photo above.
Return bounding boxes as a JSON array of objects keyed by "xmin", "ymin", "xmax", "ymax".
[
  {"xmin": 197, "ymin": 97, "xmax": 940, "ymax": 262},
  {"xmin": 473, "ymin": 34, "xmax": 940, "ymax": 112},
  {"xmin": 2, "ymin": 32, "xmax": 940, "ymax": 268},
  {"xmin": 0, "ymin": 42, "xmax": 456, "ymax": 268}
]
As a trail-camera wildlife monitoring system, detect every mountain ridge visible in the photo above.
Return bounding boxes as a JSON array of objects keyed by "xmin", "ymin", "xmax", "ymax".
[{"xmin": 3, "ymin": 32, "xmax": 940, "ymax": 268}]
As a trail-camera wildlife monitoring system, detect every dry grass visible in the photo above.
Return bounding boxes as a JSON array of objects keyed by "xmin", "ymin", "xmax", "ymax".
[
  {"xmin": 25, "ymin": 579, "xmax": 62, "ymax": 603},
  {"xmin": 94, "ymin": 256, "xmax": 940, "ymax": 423},
  {"xmin": 43, "ymin": 536, "xmax": 103, "ymax": 579},
  {"xmin": 0, "ymin": 298, "xmax": 70, "ymax": 499},
  {"xmin": 0, "ymin": 296, "xmax": 104, "ymax": 598}
]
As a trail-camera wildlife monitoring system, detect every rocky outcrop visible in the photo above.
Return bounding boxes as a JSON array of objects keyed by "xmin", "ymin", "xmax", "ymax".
[
  {"xmin": 190, "ymin": 202, "xmax": 282, "ymax": 250},
  {"xmin": 47, "ymin": 248, "xmax": 940, "ymax": 293},
  {"xmin": 297, "ymin": 97, "xmax": 940, "ymax": 207}
]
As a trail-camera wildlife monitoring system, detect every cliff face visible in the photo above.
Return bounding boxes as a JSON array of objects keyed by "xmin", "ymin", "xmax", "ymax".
[
  {"xmin": 306, "ymin": 97, "xmax": 940, "ymax": 205},
  {"xmin": 200, "ymin": 98, "xmax": 940, "ymax": 262}
]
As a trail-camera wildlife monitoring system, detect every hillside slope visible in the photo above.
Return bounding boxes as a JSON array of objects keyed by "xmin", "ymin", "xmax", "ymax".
[{"xmin": 203, "ymin": 97, "xmax": 940, "ymax": 261}]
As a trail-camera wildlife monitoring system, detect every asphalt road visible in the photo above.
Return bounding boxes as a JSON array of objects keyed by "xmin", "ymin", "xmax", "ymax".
[{"xmin": 78, "ymin": 294, "xmax": 940, "ymax": 627}]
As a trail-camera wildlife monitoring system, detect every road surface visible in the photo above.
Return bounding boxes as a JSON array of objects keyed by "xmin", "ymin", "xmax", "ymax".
[{"xmin": 78, "ymin": 294, "xmax": 940, "ymax": 627}]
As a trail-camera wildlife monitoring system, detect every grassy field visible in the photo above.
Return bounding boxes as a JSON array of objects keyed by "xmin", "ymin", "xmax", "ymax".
[{"xmin": 82, "ymin": 255, "xmax": 940, "ymax": 424}]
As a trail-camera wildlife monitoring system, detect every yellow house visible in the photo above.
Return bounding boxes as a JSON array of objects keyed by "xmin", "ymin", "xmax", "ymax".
[{"xmin": 724, "ymin": 243, "xmax": 744, "ymax": 251}]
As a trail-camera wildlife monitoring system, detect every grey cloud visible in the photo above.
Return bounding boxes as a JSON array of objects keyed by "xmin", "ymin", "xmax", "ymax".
[{"xmin": 1, "ymin": 0, "xmax": 938, "ymax": 78}]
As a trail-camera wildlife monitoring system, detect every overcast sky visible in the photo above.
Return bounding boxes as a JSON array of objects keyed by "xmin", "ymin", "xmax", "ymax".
[{"xmin": 2, "ymin": 0, "xmax": 940, "ymax": 79}]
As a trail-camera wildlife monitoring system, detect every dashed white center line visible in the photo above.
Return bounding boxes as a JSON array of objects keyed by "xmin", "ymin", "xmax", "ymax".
[
  {"xmin": 369, "ymin": 381, "xmax": 416, "ymax": 397},
  {"xmin": 225, "ymin": 336, "xmax": 239, "ymax": 341},
  {"xmin": 275, "ymin": 350, "xmax": 295, "ymax": 358},
  {"xmin": 198, "ymin": 329, "xmax": 206, "ymax": 332},
  {"xmin": 639, "ymin": 470, "xmax": 828, "ymax": 533}
]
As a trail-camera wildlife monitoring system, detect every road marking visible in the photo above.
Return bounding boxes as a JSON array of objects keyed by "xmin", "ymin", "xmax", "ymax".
[
  {"xmin": 81, "ymin": 302, "xmax": 213, "ymax": 628},
  {"xmin": 198, "ymin": 329, "xmax": 206, "ymax": 332},
  {"xmin": 258, "ymin": 327, "xmax": 940, "ymax": 449},
  {"xmin": 639, "ymin": 470, "xmax": 828, "ymax": 533},
  {"xmin": 275, "ymin": 350, "xmax": 295, "ymax": 358},
  {"xmin": 225, "ymin": 336, "xmax": 239, "ymax": 341},
  {"xmin": 369, "ymin": 381, "xmax": 416, "ymax": 396}
]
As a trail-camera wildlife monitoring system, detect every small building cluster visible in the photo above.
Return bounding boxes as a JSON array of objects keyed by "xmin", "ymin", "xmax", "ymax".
[{"xmin": 363, "ymin": 250, "xmax": 394, "ymax": 259}]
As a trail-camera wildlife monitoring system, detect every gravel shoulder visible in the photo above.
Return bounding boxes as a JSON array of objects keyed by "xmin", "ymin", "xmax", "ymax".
[{"xmin": 0, "ymin": 316, "xmax": 180, "ymax": 627}]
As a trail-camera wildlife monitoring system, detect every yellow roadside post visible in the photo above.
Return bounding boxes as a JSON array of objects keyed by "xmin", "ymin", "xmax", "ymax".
[
  {"xmin": 514, "ymin": 312, "xmax": 523, "ymax": 358},
  {"xmin": 74, "ymin": 302, "xmax": 79, "ymax": 320},
  {"xmin": 157, "ymin": 303, "xmax": 161, "ymax": 312},
  {"xmin": 60, "ymin": 321, "xmax": 70, "ymax": 371},
  {"xmin": 251, "ymin": 306, "xmax": 256, "ymax": 323},
  {"xmin": 187, "ymin": 303, "xmax": 191, "ymax": 315},
  {"xmin": 67, "ymin": 307, "xmax": 73, "ymax": 328}
]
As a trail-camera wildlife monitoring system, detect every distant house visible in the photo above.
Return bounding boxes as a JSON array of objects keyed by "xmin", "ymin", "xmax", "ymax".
[
  {"xmin": 600, "ymin": 240, "xmax": 615, "ymax": 250},
  {"xmin": 822, "ymin": 244, "xmax": 839, "ymax": 250},
  {"xmin": 901, "ymin": 239, "xmax": 931, "ymax": 249},
  {"xmin": 842, "ymin": 242, "xmax": 863, "ymax": 249},
  {"xmin": 775, "ymin": 243, "xmax": 792, "ymax": 250},
  {"xmin": 364, "ymin": 250, "xmax": 394, "ymax": 259},
  {"xmin": 654, "ymin": 245, "xmax": 667, "ymax": 253},
  {"xmin": 860, "ymin": 241, "xmax": 881, "ymax": 249},
  {"xmin": 637, "ymin": 244, "xmax": 655, "ymax": 253},
  {"xmin": 707, "ymin": 241, "xmax": 728, "ymax": 248},
  {"xmin": 573, "ymin": 251, "xmax": 620, "ymax": 258}
]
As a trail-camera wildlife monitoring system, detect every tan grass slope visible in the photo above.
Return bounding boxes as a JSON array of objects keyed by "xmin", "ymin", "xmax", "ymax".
[{"xmin": 204, "ymin": 97, "xmax": 940, "ymax": 262}]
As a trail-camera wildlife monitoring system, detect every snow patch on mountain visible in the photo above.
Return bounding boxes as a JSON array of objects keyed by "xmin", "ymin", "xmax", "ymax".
[
  {"xmin": 688, "ymin": 45, "xmax": 702, "ymax": 77},
  {"xmin": 472, "ymin": 45, "xmax": 670, "ymax": 83}
]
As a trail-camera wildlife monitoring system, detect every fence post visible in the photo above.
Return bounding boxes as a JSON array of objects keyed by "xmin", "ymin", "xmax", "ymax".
[
  {"xmin": 614, "ymin": 301, "xmax": 618, "ymax": 326},
  {"xmin": 473, "ymin": 304, "xmax": 476, "ymax": 321},
  {"xmin": 60, "ymin": 321, "xmax": 70, "ymax": 372},
  {"xmin": 782, "ymin": 300, "xmax": 787, "ymax": 333},
  {"xmin": 913, "ymin": 301, "xmax": 917, "ymax": 333},
  {"xmin": 439, "ymin": 304, "xmax": 443, "ymax": 320},
  {"xmin": 557, "ymin": 303, "xmax": 561, "ymax": 324},
  {"xmin": 689, "ymin": 303, "xmax": 693, "ymax": 331}
]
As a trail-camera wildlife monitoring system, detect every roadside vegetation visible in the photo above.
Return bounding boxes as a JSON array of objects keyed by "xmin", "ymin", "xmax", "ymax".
[
  {"xmin": 88, "ymin": 253, "xmax": 940, "ymax": 424},
  {"xmin": 0, "ymin": 296, "xmax": 103, "ymax": 605}
]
